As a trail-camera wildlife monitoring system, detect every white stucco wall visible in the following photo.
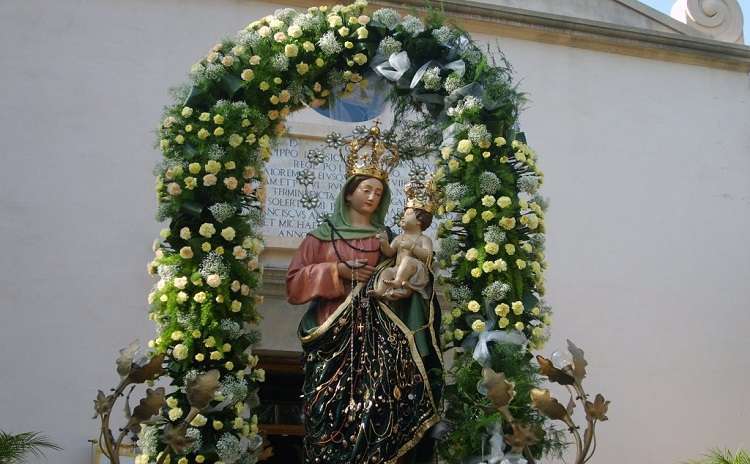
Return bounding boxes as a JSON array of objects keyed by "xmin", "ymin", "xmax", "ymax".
[{"xmin": 0, "ymin": 0, "xmax": 748, "ymax": 463}]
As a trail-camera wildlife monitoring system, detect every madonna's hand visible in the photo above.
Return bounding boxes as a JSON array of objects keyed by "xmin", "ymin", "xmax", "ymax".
[{"xmin": 338, "ymin": 259, "xmax": 376, "ymax": 282}]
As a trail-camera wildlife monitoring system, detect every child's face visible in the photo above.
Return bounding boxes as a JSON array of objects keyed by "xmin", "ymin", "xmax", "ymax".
[{"xmin": 400, "ymin": 208, "xmax": 420, "ymax": 231}]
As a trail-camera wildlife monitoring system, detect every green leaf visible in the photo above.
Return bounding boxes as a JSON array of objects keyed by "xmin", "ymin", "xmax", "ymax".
[{"xmin": 221, "ymin": 73, "xmax": 244, "ymax": 98}]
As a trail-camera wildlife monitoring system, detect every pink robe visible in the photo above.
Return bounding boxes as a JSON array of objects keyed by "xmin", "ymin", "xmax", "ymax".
[{"xmin": 286, "ymin": 234, "xmax": 381, "ymax": 326}]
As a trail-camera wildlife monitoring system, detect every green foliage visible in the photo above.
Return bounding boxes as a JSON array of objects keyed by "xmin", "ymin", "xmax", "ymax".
[
  {"xmin": 0, "ymin": 431, "xmax": 61, "ymax": 464},
  {"xmin": 687, "ymin": 449, "xmax": 750, "ymax": 464},
  {"xmin": 438, "ymin": 344, "xmax": 566, "ymax": 462}
]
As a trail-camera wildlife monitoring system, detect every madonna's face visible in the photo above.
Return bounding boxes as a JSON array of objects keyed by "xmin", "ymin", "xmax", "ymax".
[{"xmin": 346, "ymin": 177, "xmax": 384, "ymax": 217}]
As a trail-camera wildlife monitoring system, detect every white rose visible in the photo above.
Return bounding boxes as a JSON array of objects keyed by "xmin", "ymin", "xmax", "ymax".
[
  {"xmin": 207, "ymin": 274, "xmax": 222, "ymax": 288},
  {"xmin": 167, "ymin": 182, "xmax": 182, "ymax": 196},
  {"xmin": 233, "ymin": 246, "xmax": 248, "ymax": 259},
  {"xmin": 179, "ymin": 227, "xmax": 191, "ymax": 240},
  {"xmin": 203, "ymin": 174, "xmax": 217, "ymax": 187},
  {"xmin": 172, "ymin": 343, "xmax": 188, "ymax": 360},
  {"xmin": 173, "ymin": 276, "xmax": 188, "ymax": 289}
]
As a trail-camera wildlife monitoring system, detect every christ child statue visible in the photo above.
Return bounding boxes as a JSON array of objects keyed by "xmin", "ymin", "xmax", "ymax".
[{"xmin": 370, "ymin": 206, "xmax": 433, "ymax": 301}]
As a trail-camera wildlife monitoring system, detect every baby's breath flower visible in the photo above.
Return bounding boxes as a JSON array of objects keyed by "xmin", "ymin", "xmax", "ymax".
[
  {"xmin": 478, "ymin": 171, "xmax": 501, "ymax": 195},
  {"xmin": 270, "ymin": 53, "xmax": 289, "ymax": 71},
  {"xmin": 317, "ymin": 30, "xmax": 342, "ymax": 55},
  {"xmin": 445, "ymin": 182, "xmax": 469, "ymax": 201},
  {"xmin": 482, "ymin": 281, "xmax": 511, "ymax": 303},
  {"xmin": 400, "ymin": 15, "xmax": 425, "ymax": 36},
  {"xmin": 371, "ymin": 8, "xmax": 401, "ymax": 29},
  {"xmin": 377, "ymin": 36, "xmax": 402, "ymax": 56},
  {"xmin": 432, "ymin": 25, "xmax": 454, "ymax": 45},
  {"xmin": 421, "ymin": 66, "xmax": 441, "ymax": 90}
]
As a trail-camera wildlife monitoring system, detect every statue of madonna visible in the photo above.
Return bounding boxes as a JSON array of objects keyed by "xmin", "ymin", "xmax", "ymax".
[{"xmin": 286, "ymin": 158, "xmax": 444, "ymax": 463}]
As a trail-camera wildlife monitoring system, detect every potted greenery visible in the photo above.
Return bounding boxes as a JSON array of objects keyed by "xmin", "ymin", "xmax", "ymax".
[{"xmin": 0, "ymin": 431, "xmax": 61, "ymax": 463}]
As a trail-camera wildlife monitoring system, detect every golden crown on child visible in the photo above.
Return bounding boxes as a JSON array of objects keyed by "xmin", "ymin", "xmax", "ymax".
[
  {"xmin": 404, "ymin": 176, "xmax": 438, "ymax": 214},
  {"xmin": 344, "ymin": 120, "xmax": 399, "ymax": 182}
]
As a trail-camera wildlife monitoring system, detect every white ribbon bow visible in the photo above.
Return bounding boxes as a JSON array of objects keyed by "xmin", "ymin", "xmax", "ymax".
[
  {"xmin": 373, "ymin": 50, "xmax": 411, "ymax": 82},
  {"xmin": 472, "ymin": 329, "xmax": 527, "ymax": 367}
]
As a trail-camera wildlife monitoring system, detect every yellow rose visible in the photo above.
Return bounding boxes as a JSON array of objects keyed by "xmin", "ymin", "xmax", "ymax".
[
  {"xmin": 504, "ymin": 244, "xmax": 515, "ymax": 255},
  {"xmin": 241, "ymin": 69, "xmax": 254, "ymax": 81},
  {"xmin": 481, "ymin": 261, "xmax": 495, "ymax": 273},
  {"xmin": 471, "ymin": 319, "xmax": 486, "ymax": 332},
  {"xmin": 465, "ymin": 154, "xmax": 474, "ymax": 162},
  {"xmin": 212, "ymin": 420, "xmax": 224, "ymax": 430},
  {"xmin": 514, "ymin": 321, "xmax": 525, "ymax": 331},
  {"xmin": 213, "ymin": 127, "xmax": 224, "ymax": 136},
  {"xmin": 497, "ymin": 196, "xmax": 512, "ymax": 208},
  {"xmin": 512, "ymin": 301, "xmax": 524, "ymax": 315},
  {"xmin": 315, "ymin": 57, "xmax": 325, "ymax": 67},
  {"xmin": 194, "ymin": 353, "xmax": 205, "ymax": 362},
  {"xmin": 465, "ymin": 248, "xmax": 478, "ymax": 261},
  {"xmin": 515, "ymin": 259, "xmax": 526, "ymax": 269},
  {"xmin": 168, "ymin": 407, "xmax": 183, "ymax": 421},
  {"xmin": 179, "ymin": 246, "xmax": 193, "ymax": 259},
  {"xmin": 203, "ymin": 336, "xmax": 216, "ymax": 348},
  {"xmin": 499, "ymin": 216, "xmax": 516, "ymax": 230},
  {"xmin": 484, "ymin": 242, "xmax": 499, "ymax": 255},
  {"xmin": 296, "ymin": 62, "xmax": 309, "ymax": 75},
  {"xmin": 356, "ymin": 26, "xmax": 368, "ymax": 39},
  {"xmin": 181, "ymin": 107, "xmax": 193, "ymax": 117},
  {"xmin": 352, "ymin": 53, "xmax": 367, "ymax": 65},
  {"xmin": 498, "ymin": 317, "xmax": 509, "ymax": 328},
  {"xmin": 302, "ymin": 41, "xmax": 315, "ymax": 52},
  {"xmin": 284, "ymin": 43, "xmax": 299, "ymax": 57},
  {"xmin": 494, "ymin": 136, "xmax": 507, "ymax": 146},
  {"xmin": 451, "ymin": 307, "xmax": 462, "ymax": 317},
  {"xmin": 210, "ymin": 351, "xmax": 223, "ymax": 360},
  {"xmin": 327, "ymin": 14, "xmax": 343, "ymax": 27},
  {"xmin": 188, "ymin": 162, "xmax": 201, "ymax": 174},
  {"xmin": 225, "ymin": 361, "xmax": 234, "ymax": 370},
  {"xmin": 493, "ymin": 258, "xmax": 507, "ymax": 271},
  {"xmin": 448, "ymin": 159, "xmax": 460, "ymax": 172},
  {"xmin": 457, "ymin": 139, "xmax": 473, "ymax": 154},
  {"xmin": 467, "ymin": 300, "xmax": 481, "ymax": 312},
  {"xmin": 495, "ymin": 303, "xmax": 509, "ymax": 317},
  {"xmin": 213, "ymin": 114, "xmax": 224, "ymax": 125},
  {"xmin": 453, "ymin": 328, "xmax": 464, "ymax": 340},
  {"xmin": 481, "ymin": 210, "xmax": 495, "ymax": 222},
  {"xmin": 470, "ymin": 267, "xmax": 482, "ymax": 278},
  {"xmin": 195, "ymin": 455, "xmax": 205, "ymax": 463},
  {"xmin": 482, "ymin": 151, "xmax": 491, "ymax": 158}
]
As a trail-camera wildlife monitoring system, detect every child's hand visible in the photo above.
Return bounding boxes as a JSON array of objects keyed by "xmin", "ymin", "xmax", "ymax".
[{"xmin": 376, "ymin": 231, "xmax": 389, "ymax": 244}]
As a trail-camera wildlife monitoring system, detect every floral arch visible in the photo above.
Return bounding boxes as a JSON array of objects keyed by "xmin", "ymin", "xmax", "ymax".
[{"xmin": 92, "ymin": 2, "xmax": 608, "ymax": 464}]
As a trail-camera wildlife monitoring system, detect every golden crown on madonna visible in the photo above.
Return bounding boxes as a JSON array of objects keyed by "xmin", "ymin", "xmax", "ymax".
[{"xmin": 343, "ymin": 120, "xmax": 399, "ymax": 182}]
